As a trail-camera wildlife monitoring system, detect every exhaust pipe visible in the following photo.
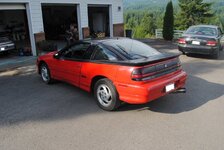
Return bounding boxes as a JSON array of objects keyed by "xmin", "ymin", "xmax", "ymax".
[{"xmin": 172, "ymin": 88, "xmax": 186, "ymax": 94}]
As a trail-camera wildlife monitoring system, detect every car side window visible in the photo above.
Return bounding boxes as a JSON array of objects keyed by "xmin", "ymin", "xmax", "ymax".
[
  {"xmin": 92, "ymin": 45, "xmax": 121, "ymax": 61},
  {"xmin": 83, "ymin": 46, "xmax": 95, "ymax": 60},
  {"xmin": 62, "ymin": 43, "xmax": 90, "ymax": 59}
]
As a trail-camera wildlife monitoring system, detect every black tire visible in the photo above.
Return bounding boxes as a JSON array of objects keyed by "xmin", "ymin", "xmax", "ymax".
[
  {"xmin": 213, "ymin": 49, "xmax": 220, "ymax": 59},
  {"xmin": 94, "ymin": 78, "xmax": 121, "ymax": 111},
  {"xmin": 179, "ymin": 50, "xmax": 185, "ymax": 55},
  {"xmin": 220, "ymin": 45, "xmax": 223, "ymax": 51},
  {"xmin": 186, "ymin": 53, "xmax": 191, "ymax": 57},
  {"xmin": 40, "ymin": 63, "xmax": 54, "ymax": 84}
]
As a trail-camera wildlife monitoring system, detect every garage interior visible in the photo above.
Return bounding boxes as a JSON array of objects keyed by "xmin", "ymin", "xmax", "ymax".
[
  {"xmin": 88, "ymin": 5, "xmax": 110, "ymax": 38},
  {"xmin": 42, "ymin": 4, "xmax": 78, "ymax": 41},
  {"xmin": 0, "ymin": 4, "xmax": 31, "ymax": 56}
]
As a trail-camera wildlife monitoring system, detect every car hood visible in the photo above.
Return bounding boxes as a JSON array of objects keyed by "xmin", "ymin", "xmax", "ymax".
[
  {"xmin": 38, "ymin": 51, "xmax": 57, "ymax": 59},
  {"xmin": 45, "ymin": 51, "xmax": 57, "ymax": 56}
]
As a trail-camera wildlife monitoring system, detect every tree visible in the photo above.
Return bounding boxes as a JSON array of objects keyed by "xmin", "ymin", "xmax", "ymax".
[
  {"xmin": 126, "ymin": 17, "xmax": 137, "ymax": 29},
  {"xmin": 178, "ymin": 0, "xmax": 213, "ymax": 30},
  {"xmin": 220, "ymin": 17, "xmax": 224, "ymax": 31},
  {"xmin": 141, "ymin": 13, "xmax": 156, "ymax": 37},
  {"xmin": 163, "ymin": 1, "xmax": 174, "ymax": 41},
  {"xmin": 134, "ymin": 26, "xmax": 146, "ymax": 38}
]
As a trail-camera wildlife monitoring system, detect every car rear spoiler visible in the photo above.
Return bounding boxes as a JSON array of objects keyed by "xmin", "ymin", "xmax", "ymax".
[
  {"xmin": 125, "ymin": 53, "xmax": 181, "ymax": 66},
  {"xmin": 91, "ymin": 53, "xmax": 180, "ymax": 67}
]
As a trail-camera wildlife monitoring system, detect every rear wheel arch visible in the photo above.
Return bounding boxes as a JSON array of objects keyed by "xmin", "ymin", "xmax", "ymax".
[
  {"xmin": 93, "ymin": 77, "xmax": 121, "ymax": 111},
  {"xmin": 90, "ymin": 75, "xmax": 108, "ymax": 93}
]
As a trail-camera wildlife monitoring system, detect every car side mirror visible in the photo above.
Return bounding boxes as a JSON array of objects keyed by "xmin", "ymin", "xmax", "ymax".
[{"xmin": 53, "ymin": 53, "xmax": 60, "ymax": 59}]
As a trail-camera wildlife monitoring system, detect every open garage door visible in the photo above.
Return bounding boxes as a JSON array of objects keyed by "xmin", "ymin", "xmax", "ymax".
[
  {"xmin": 0, "ymin": 4, "xmax": 31, "ymax": 56},
  {"xmin": 88, "ymin": 5, "xmax": 111, "ymax": 38},
  {"xmin": 42, "ymin": 4, "xmax": 79, "ymax": 42}
]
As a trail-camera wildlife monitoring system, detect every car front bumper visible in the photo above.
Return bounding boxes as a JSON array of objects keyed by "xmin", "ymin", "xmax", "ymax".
[
  {"xmin": 178, "ymin": 44, "xmax": 218, "ymax": 55},
  {"xmin": 115, "ymin": 70, "xmax": 187, "ymax": 104},
  {"xmin": 0, "ymin": 43, "xmax": 15, "ymax": 52}
]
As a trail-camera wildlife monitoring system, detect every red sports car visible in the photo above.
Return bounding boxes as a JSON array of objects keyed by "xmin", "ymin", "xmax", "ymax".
[{"xmin": 37, "ymin": 38, "xmax": 187, "ymax": 111}]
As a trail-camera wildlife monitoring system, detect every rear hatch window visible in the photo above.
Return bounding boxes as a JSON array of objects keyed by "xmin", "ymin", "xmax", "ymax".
[
  {"xmin": 0, "ymin": 37, "xmax": 10, "ymax": 43},
  {"xmin": 185, "ymin": 26, "xmax": 217, "ymax": 36},
  {"xmin": 103, "ymin": 39, "xmax": 160, "ymax": 60}
]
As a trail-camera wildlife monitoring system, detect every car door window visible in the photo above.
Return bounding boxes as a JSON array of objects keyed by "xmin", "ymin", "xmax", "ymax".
[
  {"xmin": 62, "ymin": 43, "xmax": 90, "ymax": 59},
  {"xmin": 92, "ymin": 45, "xmax": 121, "ymax": 61},
  {"xmin": 83, "ymin": 45, "xmax": 95, "ymax": 60}
]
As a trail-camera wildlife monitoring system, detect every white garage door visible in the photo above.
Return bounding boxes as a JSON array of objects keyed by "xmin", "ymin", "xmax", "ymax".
[{"xmin": 0, "ymin": 4, "xmax": 25, "ymax": 10}]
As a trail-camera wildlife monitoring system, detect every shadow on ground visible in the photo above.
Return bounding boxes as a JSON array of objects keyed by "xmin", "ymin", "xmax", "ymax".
[
  {"xmin": 0, "ymin": 71, "xmax": 103, "ymax": 126},
  {"xmin": 0, "ymin": 49, "xmax": 224, "ymax": 126},
  {"xmin": 0, "ymin": 68, "xmax": 223, "ymax": 127},
  {"xmin": 185, "ymin": 51, "xmax": 224, "ymax": 61}
]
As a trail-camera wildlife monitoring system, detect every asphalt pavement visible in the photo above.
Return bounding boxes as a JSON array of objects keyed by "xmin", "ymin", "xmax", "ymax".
[{"xmin": 0, "ymin": 40, "xmax": 224, "ymax": 150}]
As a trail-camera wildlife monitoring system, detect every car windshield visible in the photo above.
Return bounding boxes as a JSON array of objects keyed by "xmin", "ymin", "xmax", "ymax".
[
  {"xmin": 103, "ymin": 39, "xmax": 160, "ymax": 60},
  {"xmin": 185, "ymin": 26, "xmax": 217, "ymax": 36},
  {"xmin": 0, "ymin": 37, "xmax": 9, "ymax": 42}
]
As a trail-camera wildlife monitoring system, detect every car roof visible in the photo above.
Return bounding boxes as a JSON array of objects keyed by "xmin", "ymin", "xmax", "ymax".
[
  {"xmin": 63, "ymin": 37, "xmax": 130, "ymax": 50},
  {"xmin": 189, "ymin": 25, "xmax": 218, "ymax": 29},
  {"xmin": 82, "ymin": 37, "xmax": 129, "ymax": 45}
]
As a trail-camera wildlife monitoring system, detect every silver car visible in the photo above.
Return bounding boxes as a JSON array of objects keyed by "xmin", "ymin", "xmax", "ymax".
[{"xmin": 0, "ymin": 37, "xmax": 15, "ymax": 53}]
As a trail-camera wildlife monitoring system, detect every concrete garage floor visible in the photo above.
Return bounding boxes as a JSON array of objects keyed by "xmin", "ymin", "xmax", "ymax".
[
  {"xmin": 0, "ymin": 40, "xmax": 224, "ymax": 150},
  {"xmin": 0, "ymin": 55, "xmax": 36, "ymax": 71}
]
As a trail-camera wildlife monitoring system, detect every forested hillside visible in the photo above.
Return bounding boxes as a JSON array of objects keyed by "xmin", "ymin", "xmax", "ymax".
[
  {"xmin": 124, "ymin": 0, "xmax": 224, "ymax": 38},
  {"xmin": 124, "ymin": 0, "xmax": 224, "ymax": 10},
  {"xmin": 124, "ymin": 0, "xmax": 178, "ymax": 10}
]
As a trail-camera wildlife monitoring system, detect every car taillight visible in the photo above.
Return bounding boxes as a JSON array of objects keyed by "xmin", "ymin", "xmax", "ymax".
[
  {"xmin": 131, "ymin": 69, "xmax": 143, "ymax": 81},
  {"xmin": 131, "ymin": 66, "xmax": 158, "ymax": 81},
  {"xmin": 178, "ymin": 38, "xmax": 186, "ymax": 44},
  {"xmin": 131, "ymin": 58, "xmax": 182, "ymax": 81},
  {"xmin": 206, "ymin": 41, "xmax": 217, "ymax": 46}
]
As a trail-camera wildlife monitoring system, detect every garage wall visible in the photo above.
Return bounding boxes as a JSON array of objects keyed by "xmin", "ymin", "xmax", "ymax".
[
  {"xmin": 0, "ymin": 0, "xmax": 123, "ymax": 55},
  {"xmin": 0, "ymin": 0, "xmax": 123, "ymax": 33}
]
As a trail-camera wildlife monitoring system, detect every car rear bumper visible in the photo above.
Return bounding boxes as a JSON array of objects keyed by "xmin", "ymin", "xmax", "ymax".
[
  {"xmin": 178, "ymin": 44, "xmax": 218, "ymax": 55},
  {"xmin": 115, "ymin": 70, "xmax": 187, "ymax": 104}
]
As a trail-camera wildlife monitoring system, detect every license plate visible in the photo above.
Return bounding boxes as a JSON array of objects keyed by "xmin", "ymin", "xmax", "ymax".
[
  {"xmin": 165, "ymin": 83, "xmax": 175, "ymax": 92},
  {"xmin": 1, "ymin": 47, "xmax": 5, "ymax": 51},
  {"xmin": 192, "ymin": 41, "xmax": 200, "ymax": 45}
]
